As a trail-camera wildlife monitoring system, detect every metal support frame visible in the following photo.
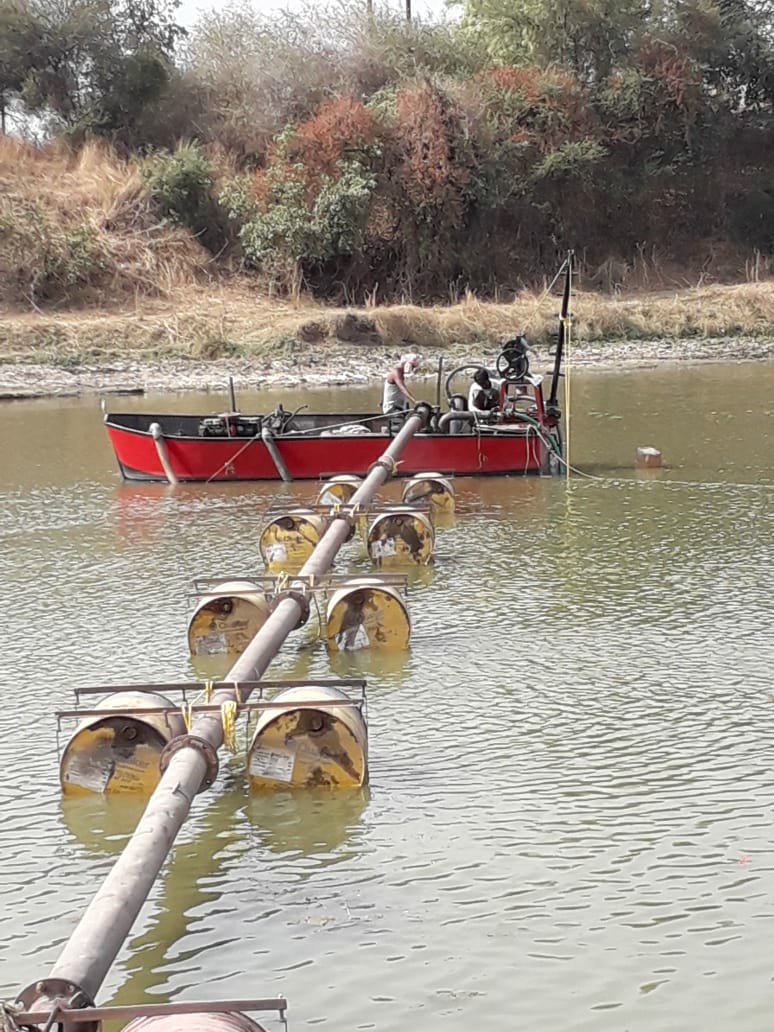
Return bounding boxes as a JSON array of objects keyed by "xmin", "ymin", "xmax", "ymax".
[{"xmin": 21, "ymin": 410, "xmax": 427, "ymax": 1025}]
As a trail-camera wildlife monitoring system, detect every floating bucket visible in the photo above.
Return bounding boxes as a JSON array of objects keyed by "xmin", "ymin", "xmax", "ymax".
[
  {"xmin": 367, "ymin": 508, "xmax": 435, "ymax": 567},
  {"xmin": 636, "ymin": 446, "xmax": 663, "ymax": 469},
  {"xmin": 259, "ymin": 509, "xmax": 327, "ymax": 571},
  {"xmin": 247, "ymin": 685, "xmax": 367, "ymax": 790},
  {"xmin": 326, "ymin": 577, "xmax": 411, "ymax": 652},
  {"xmin": 187, "ymin": 579, "xmax": 271, "ymax": 657},
  {"xmin": 60, "ymin": 691, "xmax": 184, "ymax": 796},
  {"xmin": 317, "ymin": 474, "xmax": 362, "ymax": 507},
  {"xmin": 121, "ymin": 1013, "xmax": 266, "ymax": 1031},
  {"xmin": 402, "ymin": 473, "xmax": 455, "ymax": 513}
]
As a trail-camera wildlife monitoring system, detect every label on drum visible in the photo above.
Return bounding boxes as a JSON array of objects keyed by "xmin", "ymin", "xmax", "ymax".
[
  {"xmin": 265, "ymin": 542, "xmax": 288, "ymax": 563},
  {"xmin": 250, "ymin": 746, "xmax": 295, "ymax": 782},
  {"xmin": 370, "ymin": 537, "xmax": 396, "ymax": 560},
  {"xmin": 194, "ymin": 631, "xmax": 227, "ymax": 655},
  {"xmin": 64, "ymin": 753, "xmax": 113, "ymax": 794},
  {"xmin": 336, "ymin": 623, "xmax": 369, "ymax": 651}
]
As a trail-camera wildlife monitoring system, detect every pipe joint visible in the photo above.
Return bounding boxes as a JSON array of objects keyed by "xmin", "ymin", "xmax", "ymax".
[
  {"xmin": 159, "ymin": 734, "xmax": 220, "ymax": 793},
  {"xmin": 329, "ymin": 509, "xmax": 356, "ymax": 542},
  {"xmin": 367, "ymin": 455, "xmax": 399, "ymax": 478},
  {"xmin": 17, "ymin": 977, "xmax": 97, "ymax": 1032},
  {"xmin": 270, "ymin": 589, "xmax": 311, "ymax": 628}
]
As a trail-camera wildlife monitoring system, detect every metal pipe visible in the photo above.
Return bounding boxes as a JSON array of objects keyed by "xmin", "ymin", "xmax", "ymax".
[
  {"xmin": 438, "ymin": 410, "xmax": 476, "ymax": 431},
  {"xmin": 261, "ymin": 426, "xmax": 291, "ymax": 482},
  {"xmin": 149, "ymin": 423, "xmax": 179, "ymax": 485},
  {"xmin": 19, "ymin": 409, "xmax": 427, "ymax": 1023}
]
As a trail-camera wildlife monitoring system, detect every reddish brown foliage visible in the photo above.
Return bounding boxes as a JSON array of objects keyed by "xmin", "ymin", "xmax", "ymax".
[
  {"xmin": 392, "ymin": 83, "xmax": 470, "ymax": 221},
  {"xmin": 478, "ymin": 65, "xmax": 597, "ymax": 152},
  {"xmin": 290, "ymin": 96, "xmax": 378, "ymax": 178},
  {"xmin": 637, "ymin": 40, "xmax": 702, "ymax": 128}
]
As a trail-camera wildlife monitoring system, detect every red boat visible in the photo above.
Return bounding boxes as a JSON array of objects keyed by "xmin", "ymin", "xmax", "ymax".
[{"xmin": 105, "ymin": 261, "xmax": 572, "ymax": 483}]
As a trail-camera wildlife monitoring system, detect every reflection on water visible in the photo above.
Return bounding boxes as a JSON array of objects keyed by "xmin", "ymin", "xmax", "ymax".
[
  {"xmin": 246, "ymin": 789, "xmax": 370, "ymax": 857},
  {"xmin": 60, "ymin": 795, "xmax": 151, "ymax": 856},
  {"xmin": 1, "ymin": 362, "xmax": 773, "ymax": 1031}
]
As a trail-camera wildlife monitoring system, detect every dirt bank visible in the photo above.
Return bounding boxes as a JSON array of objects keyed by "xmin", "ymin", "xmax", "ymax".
[{"xmin": 1, "ymin": 335, "xmax": 772, "ymax": 401}]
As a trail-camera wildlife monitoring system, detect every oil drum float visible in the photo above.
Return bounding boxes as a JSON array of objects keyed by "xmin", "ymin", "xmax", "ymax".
[
  {"xmin": 60, "ymin": 691, "xmax": 185, "ymax": 796},
  {"xmin": 326, "ymin": 577, "xmax": 411, "ymax": 652},
  {"xmin": 121, "ymin": 1013, "xmax": 267, "ymax": 1031},
  {"xmin": 316, "ymin": 474, "xmax": 362, "ymax": 506},
  {"xmin": 187, "ymin": 579, "xmax": 271, "ymax": 658},
  {"xmin": 259, "ymin": 509, "xmax": 327, "ymax": 571},
  {"xmin": 402, "ymin": 473, "xmax": 455, "ymax": 514},
  {"xmin": 247, "ymin": 685, "xmax": 367, "ymax": 790},
  {"xmin": 366, "ymin": 507, "xmax": 434, "ymax": 567},
  {"xmin": 636, "ymin": 446, "xmax": 663, "ymax": 469}
]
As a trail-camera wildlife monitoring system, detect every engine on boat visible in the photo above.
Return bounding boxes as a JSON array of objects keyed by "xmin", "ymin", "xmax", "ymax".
[{"xmin": 198, "ymin": 415, "xmax": 263, "ymax": 438}]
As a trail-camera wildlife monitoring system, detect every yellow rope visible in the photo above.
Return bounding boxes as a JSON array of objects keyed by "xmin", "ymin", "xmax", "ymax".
[
  {"xmin": 204, "ymin": 679, "xmax": 213, "ymax": 703},
  {"xmin": 221, "ymin": 701, "xmax": 238, "ymax": 753},
  {"xmin": 181, "ymin": 700, "xmax": 193, "ymax": 731}
]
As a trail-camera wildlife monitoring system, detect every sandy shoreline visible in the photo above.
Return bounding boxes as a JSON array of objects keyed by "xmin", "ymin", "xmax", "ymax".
[{"xmin": 1, "ymin": 335, "xmax": 772, "ymax": 400}]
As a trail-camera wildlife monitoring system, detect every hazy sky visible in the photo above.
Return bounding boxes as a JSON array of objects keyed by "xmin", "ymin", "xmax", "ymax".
[{"xmin": 176, "ymin": 0, "xmax": 455, "ymax": 29}]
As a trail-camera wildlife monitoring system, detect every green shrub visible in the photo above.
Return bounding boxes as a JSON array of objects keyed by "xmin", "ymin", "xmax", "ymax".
[{"xmin": 142, "ymin": 142, "xmax": 227, "ymax": 251}]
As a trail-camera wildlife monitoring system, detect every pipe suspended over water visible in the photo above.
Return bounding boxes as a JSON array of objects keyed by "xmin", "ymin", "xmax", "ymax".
[{"xmin": 18, "ymin": 410, "xmax": 427, "ymax": 1028}]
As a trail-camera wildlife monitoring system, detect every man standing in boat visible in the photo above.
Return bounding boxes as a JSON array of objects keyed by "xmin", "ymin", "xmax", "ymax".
[{"xmin": 382, "ymin": 353, "xmax": 421, "ymax": 413}]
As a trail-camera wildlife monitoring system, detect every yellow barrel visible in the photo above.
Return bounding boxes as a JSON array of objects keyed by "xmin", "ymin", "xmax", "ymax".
[
  {"xmin": 248, "ymin": 685, "xmax": 367, "ymax": 790},
  {"xmin": 259, "ymin": 509, "xmax": 328, "ymax": 571},
  {"xmin": 326, "ymin": 577, "xmax": 411, "ymax": 652},
  {"xmin": 367, "ymin": 508, "xmax": 435, "ymax": 566},
  {"xmin": 317, "ymin": 474, "xmax": 362, "ymax": 506},
  {"xmin": 60, "ymin": 691, "xmax": 185, "ymax": 797},
  {"xmin": 187, "ymin": 579, "xmax": 271, "ymax": 657},
  {"xmin": 121, "ymin": 1014, "xmax": 266, "ymax": 1031},
  {"xmin": 402, "ymin": 472, "xmax": 455, "ymax": 513}
]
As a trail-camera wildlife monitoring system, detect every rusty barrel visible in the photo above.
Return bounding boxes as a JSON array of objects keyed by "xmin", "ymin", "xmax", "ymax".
[
  {"xmin": 636, "ymin": 446, "xmax": 663, "ymax": 469},
  {"xmin": 187, "ymin": 579, "xmax": 271, "ymax": 657},
  {"xmin": 259, "ymin": 508, "xmax": 328, "ymax": 571},
  {"xmin": 326, "ymin": 577, "xmax": 410, "ymax": 652},
  {"xmin": 317, "ymin": 474, "xmax": 362, "ymax": 506},
  {"xmin": 60, "ymin": 691, "xmax": 185, "ymax": 796},
  {"xmin": 367, "ymin": 507, "xmax": 435, "ymax": 566},
  {"xmin": 247, "ymin": 685, "xmax": 367, "ymax": 790},
  {"xmin": 121, "ymin": 1013, "xmax": 266, "ymax": 1031},
  {"xmin": 402, "ymin": 472, "xmax": 455, "ymax": 513}
]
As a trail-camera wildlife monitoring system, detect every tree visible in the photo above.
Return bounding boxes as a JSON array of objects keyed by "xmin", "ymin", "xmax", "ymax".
[
  {"xmin": 456, "ymin": 0, "xmax": 651, "ymax": 80},
  {"xmin": 2, "ymin": 0, "xmax": 185, "ymax": 144},
  {"xmin": 0, "ymin": 1, "xmax": 46, "ymax": 133}
]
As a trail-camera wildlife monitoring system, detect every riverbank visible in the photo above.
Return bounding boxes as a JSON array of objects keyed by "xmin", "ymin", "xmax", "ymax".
[
  {"xmin": 1, "ymin": 281, "xmax": 772, "ymax": 399},
  {"xmin": 2, "ymin": 335, "xmax": 772, "ymax": 400}
]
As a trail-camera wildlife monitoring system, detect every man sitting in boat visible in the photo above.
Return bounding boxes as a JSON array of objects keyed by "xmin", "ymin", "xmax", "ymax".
[
  {"xmin": 468, "ymin": 368, "xmax": 501, "ymax": 418},
  {"xmin": 382, "ymin": 353, "xmax": 421, "ymax": 414}
]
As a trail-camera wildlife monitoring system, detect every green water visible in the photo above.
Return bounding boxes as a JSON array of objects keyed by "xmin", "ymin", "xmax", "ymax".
[{"xmin": 0, "ymin": 361, "xmax": 772, "ymax": 1031}]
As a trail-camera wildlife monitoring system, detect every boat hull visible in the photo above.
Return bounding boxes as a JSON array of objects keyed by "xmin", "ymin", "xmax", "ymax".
[{"xmin": 106, "ymin": 422, "xmax": 550, "ymax": 482}]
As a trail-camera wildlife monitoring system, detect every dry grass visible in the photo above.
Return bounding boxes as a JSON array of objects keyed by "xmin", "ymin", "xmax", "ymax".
[
  {"xmin": 0, "ymin": 279, "xmax": 772, "ymax": 367},
  {"xmin": 0, "ymin": 137, "xmax": 209, "ymax": 307}
]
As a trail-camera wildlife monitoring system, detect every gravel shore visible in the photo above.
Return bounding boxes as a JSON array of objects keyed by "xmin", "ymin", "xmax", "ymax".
[{"xmin": 1, "ymin": 336, "xmax": 772, "ymax": 401}]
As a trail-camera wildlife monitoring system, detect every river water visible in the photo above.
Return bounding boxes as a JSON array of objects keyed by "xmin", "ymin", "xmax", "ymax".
[{"xmin": 0, "ymin": 361, "xmax": 772, "ymax": 1031}]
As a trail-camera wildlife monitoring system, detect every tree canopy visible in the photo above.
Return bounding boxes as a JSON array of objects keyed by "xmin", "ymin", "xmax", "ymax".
[{"xmin": 1, "ymin": 0, "xmax": 772, "ymax": 300}]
